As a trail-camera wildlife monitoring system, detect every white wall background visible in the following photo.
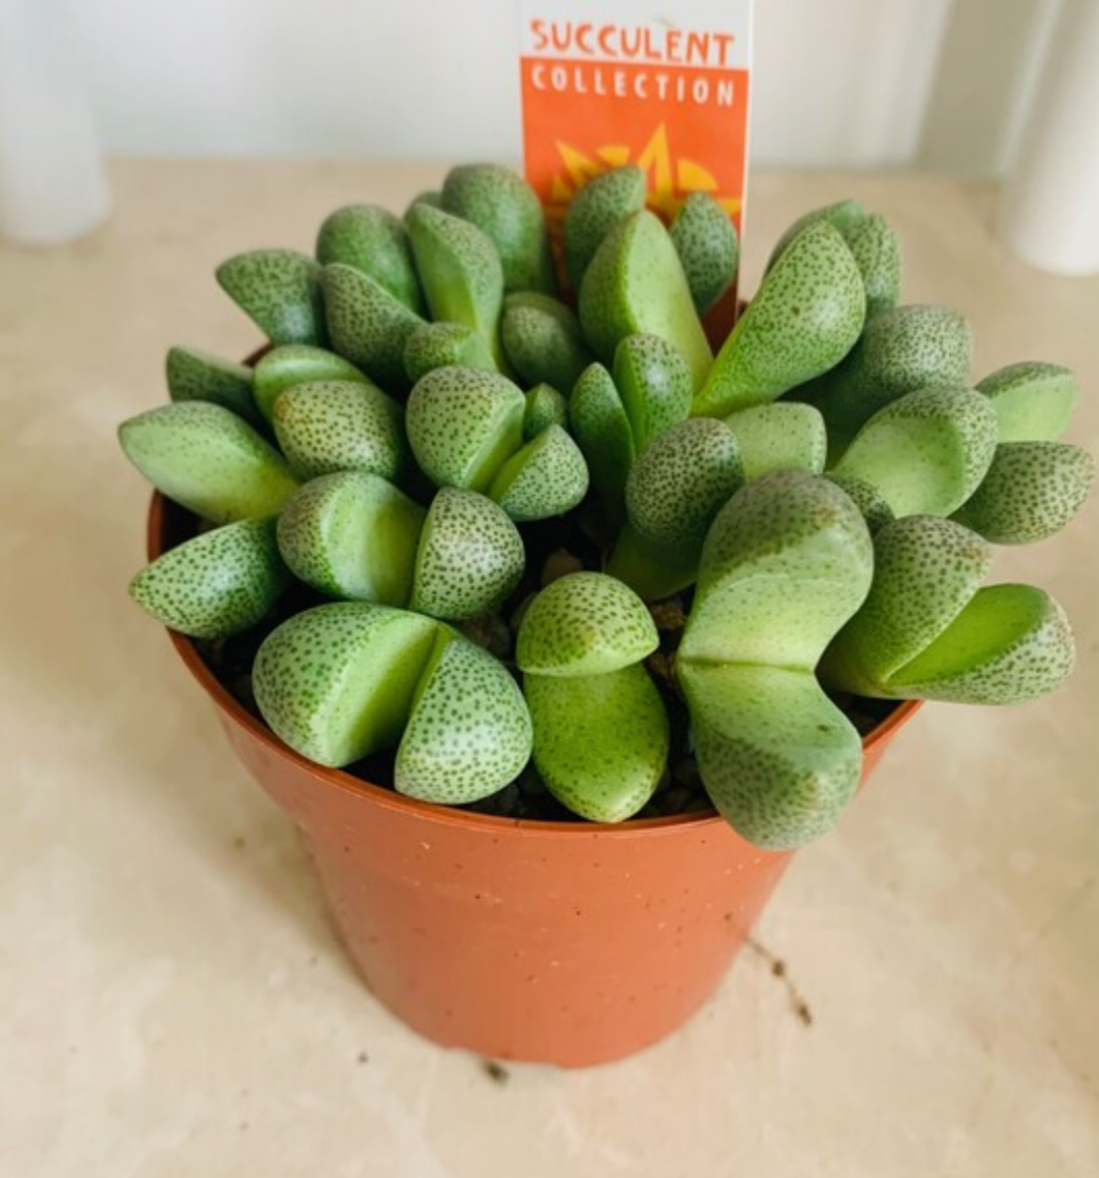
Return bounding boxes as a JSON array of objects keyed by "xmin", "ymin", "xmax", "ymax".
[{"xmin": 68, "ymin": 0, "xmax": 1064, "ymax": 176}]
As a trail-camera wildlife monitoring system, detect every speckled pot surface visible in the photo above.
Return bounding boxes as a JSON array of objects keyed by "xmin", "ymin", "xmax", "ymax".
[{"xmin": 149, "ymin": 492, "xmax": 920, "ymax": 1067}]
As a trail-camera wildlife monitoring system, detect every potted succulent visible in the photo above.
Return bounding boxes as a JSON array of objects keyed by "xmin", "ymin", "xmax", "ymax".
[{"xmin": 121, "ymin": 163, "xmax": 1094, "ymax": 1067}]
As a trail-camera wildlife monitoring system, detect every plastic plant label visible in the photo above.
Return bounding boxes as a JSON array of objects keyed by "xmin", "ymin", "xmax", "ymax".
[{"xmin": 518, "ymin": 0, "xmax": 753, "ymax": 303}]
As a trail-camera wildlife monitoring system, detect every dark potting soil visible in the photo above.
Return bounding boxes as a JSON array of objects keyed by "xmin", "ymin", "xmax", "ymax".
[{"xmin": 190, "ymin": 502, "xmax": 900, "ymax": 824}]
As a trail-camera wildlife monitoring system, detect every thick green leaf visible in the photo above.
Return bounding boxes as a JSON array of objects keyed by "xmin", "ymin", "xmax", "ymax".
[
  {"xmin": 525, "ymin": 665, "xmax": 668, "ymax": 822},
  {"xmin": 976, "ymin": 361, "xmax": 1078, "ymax": 443},
  {"xmin": 488, "ymin": 424, "xmax": 589, "ymax": 522},
  {"xmin": 216, "ymin": 249, "xmax": 326, "ymax": 346},
  {"xmin": 516, "ymin": 572, "xmax": 657, "ymax": 677},
  {"xmin": 396, "ymin": 631, "xmax": 532, "ymax": 802},
  {"xmin": 253, "ymin": 603, "xmax": 439, "ymax": 767},
  {"xmin": 723, "ymin": 402, "xmax": 827, "ymax": 479},
  {"xmin": 832, "ymin": 386, "xmax": 998, "ymax": 517},
  {"xmin": 316, "ymin": 203, "xmax": 425, "ymax": 314},
  {"xmin": 252, "ymin": 344, "xmax": 370, "ymax": 423},
  {"xmin": 680, "ymin": 662, "xmax": 862, "ymax": 850}
]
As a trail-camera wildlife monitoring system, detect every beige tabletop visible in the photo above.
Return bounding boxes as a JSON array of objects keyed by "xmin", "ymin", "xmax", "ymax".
[{"xmin": 2, "ymin": 161, "xmax": 1097, "ymax": 1177}]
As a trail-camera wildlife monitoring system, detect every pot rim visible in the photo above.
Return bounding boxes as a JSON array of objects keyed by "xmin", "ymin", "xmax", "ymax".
[{"xmin": 147, "ymin": 491, "xmax": 922, "ymax": 840}]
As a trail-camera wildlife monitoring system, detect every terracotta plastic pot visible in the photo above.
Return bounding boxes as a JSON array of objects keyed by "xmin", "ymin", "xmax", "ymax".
[{"xmin": 148, "ymin": 493, "xmax": 921, "ymax": 1068}]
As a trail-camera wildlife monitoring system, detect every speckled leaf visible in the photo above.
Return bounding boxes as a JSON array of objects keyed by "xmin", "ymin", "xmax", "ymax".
[
  {"xmin": 680, "ymin": 662, "xmax": 862, "ymax": 850},
  {"xmin": 276, "ymin": 471, "xmax": 425, "ymax": 604},
  {"xmin": 693, "ymin": 220, "xmax": 865, "ymax": 417},
  {"xmin": 403, "ymin": 322, "xmax": 497, "ymax": 385},
  {"xmin": 563, "ymin": 165, "xmax": 646, "ymax": 291},
  {"xmin": 802, "ymin": 304, "xmax": 973, "ymax": 457},
  {"xmin": 166, "ymin": 347, "xmax": 264, "ymax": 430},
  {"xmin": 832, "ymin": 386, "xmax": 999, "ymax": 518},
  {"xmin": 441, "ymin": 163, "xmax": 556, "ymax": 294},
  {"xmin": 824, "ymin": 473, "xmax": 896, "ymax": 534},
  {"xmin": 395, "ymin": 631, "xmax": 532, "ymax": 803},
  {"xmin": 323, "ymin": 263, "xmax": 427, "ymax": 396},
  {"xmin": 612, "ymin": 333, "xmax": 694, "ymax": 453},
  {"xmin": 578, "ymin": 210, "xmax": 713, "ymax": 392},
  {"xmin": 406, "ymin": 203, "xmax": 506, "ymax": 366},
  {"xmin": 680, "ymin": 471, "xmax": 873, "ymax": 668},
  {"xmin": 523, "ymin": 383, "xmax": 568, "ymax": 440},
  {"xmin": 819, "ymin": 516, "xmax": 993, "ymax": 695},
  {"xmin": 253, "ymin": 602, "xmax": 439, "ymax": 767},
  {"xmin": 765, "ymin": 199, "xmax": 867, "ymax": 272},
  {"xmin": 272, "ymin": 380, "xmax": 408, "ymax": 482},
  {"xmin": 722, "ymin": 402, "xmax": 827, "ymax": 479},
  {"xmin": 841, "ymin": 213, "xmax": 901, "ymax": 319},
  {"xmin": 119, "ymin": 402, "xmax": 299, "ymax": 523},
  {"xmin": 406, "ymin": 366, "xmax": 526, "ymax": 492},
  {"xmin": 129, "ymin": 518, "xmax": 290, "ymax": 639},
  {"xmin": 951, "ymin": 442, "xmax": 1095, "ymax": 544},
  {"xmin": 252, "ymin": 344, "xmax": 370, "ymax": 423},
  {"xmin": 216, "ymin": 249, "xmax": 326, "ymax": 346},
  {"xmin": 404, "ymin": 190, "xmax": 444, "ymax": 221},
  {"xmin": 316, "ymin": 204, "xmax": 425, "ymax": 314},
  {"xmin": 669, "ymin": 192, "xmax": 739, "ymax": 315},
  {"xmin": 976, "ymin": 361, "xmax": 1079, "ymax": 443},
  {"xmin": 624, "ymin": 418, "xmax": 743, "ymax": 553},
  {"xmin": 410, "ymin": 488, "xmax": 525, "ymax": 621},
  {"xmin": 568, "ymin": 362, "xmax": 635, "ymax": 520},
  {"xmin": 488, "ymin": 424, "xmax": 589, "ymax": 522},
  {"xmin": 516, "ymin": 571, "xmax": 658, "ymax": 677},
  {"xmin": 525, "ymin": 665, "xmax": 669, "ymax": 822},
  {"xmin": 883, "ymin": 584, "xmax": 1075, "ymax": 704},
  {"xmin": 501, "ymin": 292, "xmax": 593, "ymax": 393}
]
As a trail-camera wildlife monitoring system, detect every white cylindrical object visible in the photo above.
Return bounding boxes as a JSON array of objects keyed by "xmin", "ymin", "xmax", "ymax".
[
  {"xmin": 0, "ymin": 0, "xmax": 111, "ymax": 246},
  {"xmin": 999, "ymin": 0, "xmax": 1099, "ymax": 276}
]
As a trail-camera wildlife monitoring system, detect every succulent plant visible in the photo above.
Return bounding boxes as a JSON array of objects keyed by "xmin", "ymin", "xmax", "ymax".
[{"xmin": 122, "ymin": 163, "xmax": 1093, "ymax": 851}]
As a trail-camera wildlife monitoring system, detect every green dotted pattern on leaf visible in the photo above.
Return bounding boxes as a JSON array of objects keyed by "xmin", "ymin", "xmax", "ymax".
[
  {"xmin": 406, "ymin": 365, "xmax": 526, "ymax": 493},
  {"xmin": 694, "ymin": 220, "xmax": 866, "ymax": 417},
  {"xmin": 322, "ymin": 263, "xmax": 427, "ymax": 395},
  {"xmin": 517, "ymin": 571, "xmax": 658, "ymax": 677},
  {"xmin": 275, "ymin": 471, "xmax": 425, "ymax": 604},
  {"xmin": 406, "ymin": 203, "xmax": 506, "ymax": 365},
  {"xmin": 316, "ymin": 203, "xmax": 425, "ymax": 314},
  {"xmin": 119, "ymin": 401, "xmax": 299, "ymax": 524},
  {"xmin": 563, "ymin": 164, "xmax": 647, "ymax": 291},
  {"xmin": 166, "ymin": 347, "xmax": 263, "ymax": 430},
  {"xmin": 252, "ymin": 345, "xmax": 369, "ymax": 423},
  {"xmin": 410, "ymin": 488, "xmax": 525, "ymax": 620},
  {"xmin": 669, "ymin": 191, "xmax": 739, "ymax": 316},
  {"xmin": 680, "ymin": 663, "xmax": 863, "ymax": 850},
  {"xmin": 579, "ymin": 210, "xmax": 713, "ymax": 393},
  {"xmin": 681, "ymin": 470, "xmax": 874, "ymax": 669},
  {"xmin": 523, "ymin": 383, "xmax": 569, "ymax": 440},
  {"xmin": 488, "ymin": 424, "xmax": 589, "ymax": 522},
  {"xmin": 501, "ymin": 292, "xmax": 594, "ymax": 393},
  {"xmin": 525, "ymin": 666, "xmax": 669, "ymax": 822},
  {"xmin": 951, "ymin": 442, "xmax": 1095, "ymax": 545},
  {"xmin": 625, "ymin": 418, "xmax": 743, "ymax": 552},
  {"xmin": 568, "ymin": 362, "xmax": 635, "ymax": 520},
  {"xmin": 841, "ymin": 212, "xmax": 901, "ymax": 319},
  {"xmin": 216, "ymin": 249, "xmax": 327, "ymax": 347},
  {"xmin": 396, "ymin": 630, "xmax": 533, "ymax": 802},
  {"xmin": 723, "ymin": 401, "xmax": 827, "ymax": 480},
  {"xmin": 612, "ymin": 332, "xmax": 694, "ymax": 454},
  {"xmin": 832, "ymin": 385, "xmax": 999, "ymax": 518},
  {"xmin": 403, "ymin": 321, "xmax": 496, "ymax": 386},
  {"xmin": 272, "ymin": 380, "xmax": 408, "ymax": 483},
  {"xmin": 678, "ymin": 472, "xmax": 874, "ymax": 850},
  {"xmin": 976, "ymin": 361, "xmax": 1079, "ymax": 443},
  {"xmin": 253, "ymin": 603, "xmax": 439, "ymax": 767},
  {"xmin": 819, "ymin": 515, "xmax": 992, "ymax": 694},
  {"xmin": 824, "ymin": 473, "xmax": 896, "ymax": 534},
  {"xmin": 804, "ymin": 304, "xmax": 973, "ymax": 457},
  {"xmin": 765, "ymin": 199, "xmax": 867, "ymax": 272},
  {"xmin": 441, "ymin": 163, "xmax": 556, "ymax": 294},
  {"xmin": 129, "ymin": 518, "xmax": 290, "ymax": 639}
]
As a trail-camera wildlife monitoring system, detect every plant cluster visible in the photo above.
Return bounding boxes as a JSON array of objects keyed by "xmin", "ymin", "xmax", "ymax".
[{"xmin": 121, "ymin": 163, "xmax": 1093, "ymax": 849}]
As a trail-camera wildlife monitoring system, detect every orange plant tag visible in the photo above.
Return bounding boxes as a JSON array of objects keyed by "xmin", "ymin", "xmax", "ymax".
[{"xmin": 519, "ymin": 1, "xmax": 753, "ymax": 315}]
